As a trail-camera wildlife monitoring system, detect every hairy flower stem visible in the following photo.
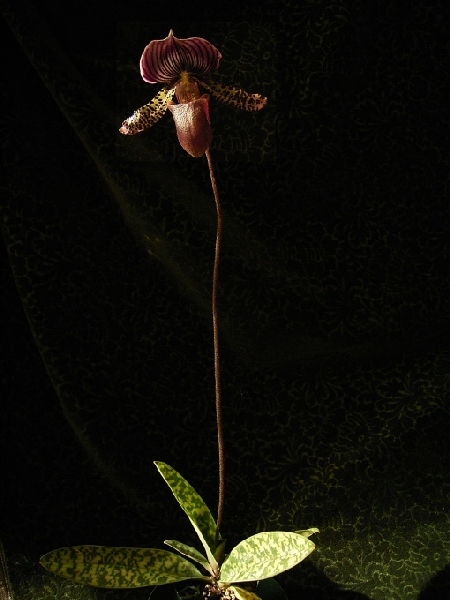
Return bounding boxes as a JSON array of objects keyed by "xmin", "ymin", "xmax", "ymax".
[{"xmin": 205, "ymin": 149, "xmax": 225, "ymax": 531}]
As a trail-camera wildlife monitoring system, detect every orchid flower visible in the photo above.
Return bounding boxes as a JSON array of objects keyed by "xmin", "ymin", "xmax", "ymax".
[{"xmin": 119, "ymin": 30, "xmax": 267, "ymax": 157}]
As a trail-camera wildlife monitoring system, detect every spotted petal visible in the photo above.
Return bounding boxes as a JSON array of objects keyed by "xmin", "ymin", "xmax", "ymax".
[
  {"xmin": 140, "ymin": 30, "xmax": 222, "ymax": 84},
  {"xmin": 200, "ymin": 80, "xmax": 267, "ymax": 112},
  {"xmin": 119, "ymin": 87, "xmax": 175, "ymax": 135}
]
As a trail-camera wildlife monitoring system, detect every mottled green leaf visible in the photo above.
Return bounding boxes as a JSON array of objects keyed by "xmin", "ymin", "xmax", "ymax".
[
  {"xmin": 219, "ymin": 532, "xmax": 316, "ymax": 584},
  {"xmin": 155, "ymin": 462, "xmax": 219, "ymax": 570},
  {"xmin": 295, "ymin": 528, "xmax": 319, "ymax": 538},
  {"xmin": 214, "ymin": 539, "xmax": 227, "ymax": 565},
  {"xmin": 164, "ymin": 540, "xmax": 210, "ymax": 572},
  {"xmin": 40, "ymin": 546, "xmax": 208, "ymax": 588},
  {"xmin": 229, "ymin": 585, "xmax": 262, "ymax": 600}
]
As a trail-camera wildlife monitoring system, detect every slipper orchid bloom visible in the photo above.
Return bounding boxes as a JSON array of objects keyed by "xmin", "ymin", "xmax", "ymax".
[{"xmin": 119, "ymin": 30, "xmax": 267, "ymax": 157}]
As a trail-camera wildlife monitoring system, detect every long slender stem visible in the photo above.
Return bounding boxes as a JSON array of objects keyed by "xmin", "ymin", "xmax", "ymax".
[{"xmin": 205, "ymin": 149, "xmax": 225, "ymax": 531}]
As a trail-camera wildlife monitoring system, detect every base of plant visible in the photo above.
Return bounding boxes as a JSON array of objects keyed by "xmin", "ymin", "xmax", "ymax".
[
  {"xmin": 41, "ymin": 463, "xmax": 317, "ymax": 598},
  {"xmin": 174, "ymin": 578, "xmax": 288, "ymax": 600}
]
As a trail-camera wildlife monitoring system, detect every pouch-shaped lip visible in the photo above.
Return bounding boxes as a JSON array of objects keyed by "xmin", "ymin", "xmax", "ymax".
[{"xmin": 167, "ymin": 95, "xmax": 212, "ymax": 157}]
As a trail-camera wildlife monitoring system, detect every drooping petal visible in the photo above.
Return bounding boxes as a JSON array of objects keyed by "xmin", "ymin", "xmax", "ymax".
[
  {"xmin": 167, "ymin": 95, "xmax": 212, "ymax": 157},
  {"xmin": 140, "ymin": 30, "xmax": 222, "ymax": 84},
  {"xmin": 200, "ymin": 80, "xmax": 267, "ymax": 111},
  {"xmin": 119, "ymin": 87, "xmax": 176, "ymax": 135}
]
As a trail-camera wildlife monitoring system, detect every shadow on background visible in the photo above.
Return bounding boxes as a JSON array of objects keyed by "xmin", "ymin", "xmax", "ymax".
[
  {"xmin": 418, "ymin": 565, "xmax": 450, "ymax": 600},
  {"xmin": 279, "ymin": 561, "xmax": 372, "ymax": 600}
]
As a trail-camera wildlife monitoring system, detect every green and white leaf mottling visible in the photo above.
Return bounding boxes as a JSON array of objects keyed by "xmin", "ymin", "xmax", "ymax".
[
  {"xmin": 164, "ymin": 540, "xmax": 210, "ymax": 572},
  {"xmin": 229, "ymin": 585, "xmax": 263, "ymax": 600},
  {"xmin": 219, "ymin": 531, "xmax": 317, "ymax": 583},
  {"xmin": 155, "ymin": 462, "xmax": 219, "ymax": 569},
  {"xmin": 295, "ymin": 528, "xmax": 320, "ymax": 538},
  {"xmin": 40, "ymin": 546, "xmax": 208, "ymax": 588}
]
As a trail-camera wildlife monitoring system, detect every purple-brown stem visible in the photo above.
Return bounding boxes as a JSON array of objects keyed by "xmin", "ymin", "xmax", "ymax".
[{"xmin": 205, "ymin": 149, "xmax": 225, "ymax": 531}]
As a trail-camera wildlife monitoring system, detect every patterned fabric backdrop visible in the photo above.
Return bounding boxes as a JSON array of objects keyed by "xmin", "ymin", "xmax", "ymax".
[{"xmin": 1, "ymin": 0, "xmax": 449, "ymax": 598}]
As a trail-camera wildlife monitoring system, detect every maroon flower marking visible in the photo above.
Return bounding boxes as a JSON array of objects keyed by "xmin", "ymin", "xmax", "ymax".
[
  {"xmin": 140, "ymin": 29, "xmax": 222, "ymax": 84},
  {"xmin": 120, "ymin": 30, "xmax": 267, "ymax": 158}
]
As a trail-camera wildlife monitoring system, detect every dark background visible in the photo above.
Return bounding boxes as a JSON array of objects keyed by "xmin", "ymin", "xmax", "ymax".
[{"xmin": 1, "ymin": 0, "xmax": 449, "ymax": 598}]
